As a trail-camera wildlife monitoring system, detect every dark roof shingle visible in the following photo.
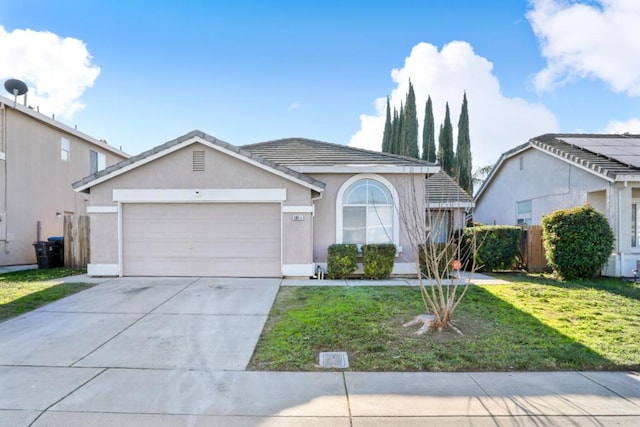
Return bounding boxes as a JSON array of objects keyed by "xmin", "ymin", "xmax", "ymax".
[
  {"xmin": 425, "ymin": 171, "xmax": 474, "ymax": 206},
  {"xmin": 242, "ymin": 137, "xmax": 435, "ymax": 167}
]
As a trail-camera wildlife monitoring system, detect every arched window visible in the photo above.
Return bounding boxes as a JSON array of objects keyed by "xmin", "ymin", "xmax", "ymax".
[{"xmin": 340, "ymin": 178, "xmax": 395, "ymax": 244}]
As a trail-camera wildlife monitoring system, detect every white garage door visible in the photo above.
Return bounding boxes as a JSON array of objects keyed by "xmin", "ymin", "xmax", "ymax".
[{"xmin": 122, "ymin": 203, "xmax": 281, "ymax": 277}]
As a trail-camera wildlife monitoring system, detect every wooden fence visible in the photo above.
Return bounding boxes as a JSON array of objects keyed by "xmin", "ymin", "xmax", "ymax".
[
  {"xmin": 521, "ymin": 225, "xmax": 550, "ymax": 272},
  {"xmin": 63, "ymin": 215, "xmax": 90, "ymax": 269}
]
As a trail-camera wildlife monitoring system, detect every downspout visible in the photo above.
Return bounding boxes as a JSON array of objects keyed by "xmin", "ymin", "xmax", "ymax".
[
  {"xmin": 311, "ymin": 191, "xmax": 323, "ymax": 278},
  {"xmin": 619, "ymin": 180, "xmax": 626, "ymax": 276},
  {"xmin": 1, "ymin": 102, "xmax": 8, "ymax": 254}
]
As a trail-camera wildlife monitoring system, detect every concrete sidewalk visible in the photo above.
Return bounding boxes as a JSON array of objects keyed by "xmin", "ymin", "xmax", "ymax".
[
  {"xmin": 0, "ymin": 275, "xmax": 637, "ymax": 426},
  {"xmin": 2, "ymin": 369, "xmax": 638, "ymax": 426},
  {"xmin": 283, "ymin": 271, "xmax": 511, "ymax": 286}
]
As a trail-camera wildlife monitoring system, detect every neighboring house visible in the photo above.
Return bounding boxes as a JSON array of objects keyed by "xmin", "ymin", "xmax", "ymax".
[
  {"xmin": 0, "ymin": 94, "xmax": 128, "ymax": 266},
  {"xmin": 474, "ymin": 133, "xmax": 640, "ymax": 277},
  {"xmin": 73, "ymin": 130, "xmax": 456, "ymax": 278}
]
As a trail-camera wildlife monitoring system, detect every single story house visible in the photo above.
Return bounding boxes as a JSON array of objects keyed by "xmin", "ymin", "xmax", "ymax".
[
  {"xmin": 74, "ymin": 130, "xmax": 457, "ymax": 277},
  {"xmin": 474, "ymin": 133, "xmax": 640, "ymax": 277}
]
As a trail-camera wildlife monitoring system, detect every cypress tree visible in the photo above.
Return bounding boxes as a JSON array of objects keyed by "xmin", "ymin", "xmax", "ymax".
[
  {"xmin": 455, "ymin": 92, "xmax": 473, "ymax": 194},
  {"xmin": 401, "ymin": 81, "xmax": 419, "ymax": 158},
  {"xmin": 381, "ymin": 98, "xmax": 392, "ymax": 153},
  {"xmin": 389, "ymin": 107, "xmax": 400, "ymax": 155},
  {"xmin": 422, "ymin": 95, "xmax": 436, "ymax": 162},
  {"xmin": 392, "ymin": 102, "xmax": 404, "ymax": 155},
  {"xmin": 438, "ymin": 103, "xmax": 455, "ymax": 176}
]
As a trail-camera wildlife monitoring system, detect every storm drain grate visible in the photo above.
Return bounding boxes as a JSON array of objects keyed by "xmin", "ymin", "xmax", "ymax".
[{"xmin": 319, "ymin": 351, "xmax": 349, "ymax": 368}]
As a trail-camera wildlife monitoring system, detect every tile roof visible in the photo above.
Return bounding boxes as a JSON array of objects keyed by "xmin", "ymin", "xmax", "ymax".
[
  {"xmin": 73, "ymin": 130, "xmax": 325, "ymax": 191},
  {"xmin": 425, "ymin": 171, "xmax": 474, "ymax": 207},
  {"xmin": 242, "ymin": 137, "xmax": 435, "ymax": 167}
]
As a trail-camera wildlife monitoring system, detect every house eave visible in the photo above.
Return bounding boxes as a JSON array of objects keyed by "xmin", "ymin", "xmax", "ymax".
[
  {"xmin": 74, "ymin": 134, "xmax": 326, "ymax": 193},
  {"xmin": 614, "ymin": 175, "xmax": 640, "ymax": 183}
]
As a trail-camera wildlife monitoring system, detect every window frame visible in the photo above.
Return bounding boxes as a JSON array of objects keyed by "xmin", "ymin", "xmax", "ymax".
[
  {"xmin": 89, "ymin": 149, "xmax": 106, "ymax": 174},
  {"xmin": 61, "ymin": 137, "xmax": 70, "ymax": 162},
  {"xmin": 632, "ymin": 198, "xmax": 640, "ymax": 249},
  {"xmin": 335, "ymin": 174, "xmax": 399, "ymax": 247},
  {"xmin": 516, "ymin": 199, "xmax": 532, "ymax": 225}
]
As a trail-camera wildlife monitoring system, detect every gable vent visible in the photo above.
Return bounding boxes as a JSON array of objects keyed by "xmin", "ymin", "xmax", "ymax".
[{"xmin": 193, "ymin": 150, "xmax": 205, "ymax": 172}]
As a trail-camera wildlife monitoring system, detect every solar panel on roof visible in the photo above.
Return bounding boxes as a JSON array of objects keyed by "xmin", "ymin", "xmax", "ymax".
[{"xmin": 561, "ymin": 137, "xmax": 640, "ymax": 169}]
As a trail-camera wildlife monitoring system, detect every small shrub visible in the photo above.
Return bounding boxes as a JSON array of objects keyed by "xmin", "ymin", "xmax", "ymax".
[
  {"xmin": 542, "ymin": 204, "xmax": 614, "ymax": 280},
  {"xmin": 327, "ymin": 244, "xmax": 358, "ymax": 279},
  {"xmin": 362, "ymin": 244, "xmax": 396, "ymax": 279},
  {"xmin": 465, "ymin": 226, "xmax": 521, "ymax": 272}
]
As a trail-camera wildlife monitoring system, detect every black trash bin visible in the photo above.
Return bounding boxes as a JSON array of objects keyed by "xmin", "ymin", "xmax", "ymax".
[
  {"xmin": 33, "ymin": 241, "xmax": 54, "ymax": 269},
  {"xmin": 33, "ymin": 237, "xmax": 64, "ymax": 269},
  {"xmin": 47, "ymin": 236, "xmax": 64, "ymax": 267}
]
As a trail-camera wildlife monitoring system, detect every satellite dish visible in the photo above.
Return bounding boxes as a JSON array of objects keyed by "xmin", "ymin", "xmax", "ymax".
[
  {"xmin": 4, "ymin": 79, "xmax": 28, "ymax": 96},
  {"xmin": 4, "ymin": 79, "xmax": 29, "ymax": 107}
]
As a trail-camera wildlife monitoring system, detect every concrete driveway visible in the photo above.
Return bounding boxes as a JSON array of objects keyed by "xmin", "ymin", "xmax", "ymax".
[{"xmin": 1, "ymin": 276, "xmax": 639, "ymax": 426}]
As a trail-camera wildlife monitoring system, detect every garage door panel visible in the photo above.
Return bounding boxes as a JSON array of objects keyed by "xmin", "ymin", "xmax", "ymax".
[{"xmin": 123, "ymin": 203, "xmax": 281, "ymax": 277}]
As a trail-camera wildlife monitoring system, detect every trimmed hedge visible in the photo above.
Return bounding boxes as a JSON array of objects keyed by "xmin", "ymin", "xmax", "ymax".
[
  {"xmin": 464, "ymin": 226, "xmax": 521, "ymax": 272},
  {"xmin": 541, "ymin": 204, "xmax": 614, "ymax": 280},
  {"xmin": 327, "ymin": 244, "xmax": 358, "ymax": 279},
  {"xmin": 362, "ymin": 244, "xmax": 396, "ymax": 279}
]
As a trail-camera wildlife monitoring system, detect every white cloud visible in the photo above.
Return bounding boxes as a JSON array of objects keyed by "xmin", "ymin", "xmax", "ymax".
[
  {"xmin": 349, "ymin": 41, "xmax": 558, "ymax": 168},
  {"xmin": 528, "ymin": 0, "xmax": 640, "ymax": 96},
  {"xmin": 288, "ymin": 101, "xmax": 300, "ymax": 111},
  {"xmin": 0, "ymin": 26, "xmax": 100, "ymax": 118},
  {"xmin": 604, "ymin": 118, "xmax": 640, "ymax": 133}
]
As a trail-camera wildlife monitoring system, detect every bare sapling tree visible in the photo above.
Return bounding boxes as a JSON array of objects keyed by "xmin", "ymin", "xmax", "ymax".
[{"xmin": 397, "ymin": 171, "xmax": 479, "ymax": 335}]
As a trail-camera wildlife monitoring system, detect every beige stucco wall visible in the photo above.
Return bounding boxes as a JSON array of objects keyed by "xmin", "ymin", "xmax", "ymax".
[
  {"xmin": 89, "ymin": 213, "xmax": 118, "ymax": 264},
  {"xmin": 88, "ymin": 143, "xmax": 311, "ymax": 205},
  {"xmin": 87, "ymin": 143, "xmax": 315, "ymax": 268},
  {"xmin": 0, "ymin": 106, "xmax": 126, "ymax": 265},
  {"xmin": 308, "ymin": 172, "xmax": 426, "ymax": 264}
]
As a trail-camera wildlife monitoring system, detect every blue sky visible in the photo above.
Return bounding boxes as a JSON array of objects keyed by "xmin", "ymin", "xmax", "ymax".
[{"xmin": 1, "ymin": 0, "xmax": 639, "ymax": 168}]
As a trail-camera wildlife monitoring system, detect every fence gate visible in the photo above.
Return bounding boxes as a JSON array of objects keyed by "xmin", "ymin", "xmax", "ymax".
[
  {"xmin": 522, "ymin": 225, "xmax": 549, "ymax": 272},
  {"xmin": 63, "ymin": 215, "xmax": 90, "ymax": 269}
]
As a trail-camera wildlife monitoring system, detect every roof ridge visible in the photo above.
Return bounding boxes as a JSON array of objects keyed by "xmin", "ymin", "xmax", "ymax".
[
  {"xmin": 242, "ymin": 137, "xmax": 435, "ymax": 166},
  {"xmin": 73, "ymin": 130, "xmax": 326, "ymax": 191}
]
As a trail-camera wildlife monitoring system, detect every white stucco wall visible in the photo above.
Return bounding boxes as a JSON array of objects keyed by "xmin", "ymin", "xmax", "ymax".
[{"xmin": 475, "ymin": 147, "xmax": 611, "ymax": 226}]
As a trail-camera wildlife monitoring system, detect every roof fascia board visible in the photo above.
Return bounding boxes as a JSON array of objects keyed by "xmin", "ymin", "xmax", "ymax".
[
  {"xmin": 74, "ymin": 135, "xmax": 325, "ymax": 193},
  {"xmin": 73, "ymin": 139, "xmax": 191, "ymax": 192},
  {"xmin": 290, "ymin": 165, "xmax": 438, "ymax": 174},
  {"xmin": 0, "ymin": 95, "xmax": 128, "ymax": 158},
  {"xmin": 614, "ymin": 175, "xmax": 640, "ymax": 182}
]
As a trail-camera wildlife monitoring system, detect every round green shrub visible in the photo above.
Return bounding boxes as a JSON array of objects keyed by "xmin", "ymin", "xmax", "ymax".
[
  {"xmin": 362, "ymin": 244, "xmax": 396, "ymax": 279},
  {"xmin": 541, "ymin": 205, "xmax": 614, "ymax": 280},
  {"xmin": 327, "ymin": 244, "xmax": 358, "ymax": 279}
]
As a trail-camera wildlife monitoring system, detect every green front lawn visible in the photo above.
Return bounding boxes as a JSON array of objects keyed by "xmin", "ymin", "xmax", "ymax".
[
  {"xmin": 249, "ymin": 274, "xmax": 640, "ymax": 371},
  {"xmin": 0, "ymin": 268, "xmax": 91, "ymax": 322}
]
